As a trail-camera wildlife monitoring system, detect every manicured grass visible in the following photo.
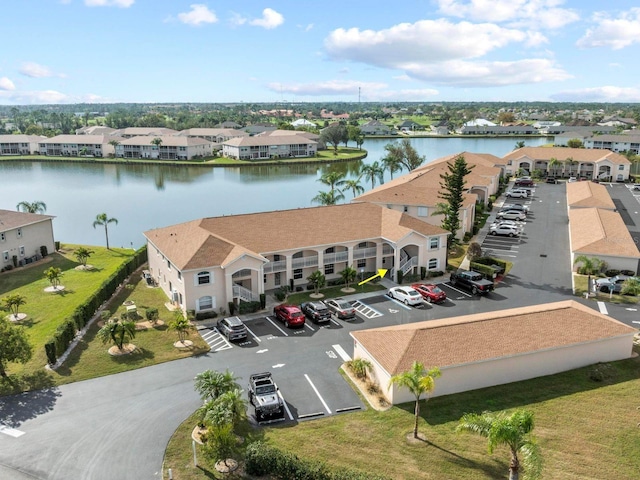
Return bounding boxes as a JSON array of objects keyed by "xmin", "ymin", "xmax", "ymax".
[
  {"xmin": 163, "ymin": 351, "xmax": 640, "ymax": 479},
  {"xmin": 0, "ymin": 245, "xmax": 209, "ymax": 395},
  {"xmin": 573, "ymin": 274, "xmax": 639, "ymax": 304},
  {"xmin": 447, "ymin": 244, "xmax": 468, "ymax": 269}
]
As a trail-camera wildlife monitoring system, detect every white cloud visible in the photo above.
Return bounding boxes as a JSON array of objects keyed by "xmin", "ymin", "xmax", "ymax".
[
  {"xmin": 84, "ymin": 0, "xmax": 134, "ymax": 7},
  {"xmin": 370, "ymin": 89, "xmax": 440, "ymax": 101},
  {"xmin": 177, "ymin": 4, "xmax": 218, "ymax": 26},
  {"xmin": 267, "ymin": 80, "xmax": 438, "ymax": 101},
  {"xmin": 19, "ymin": 62, "xmax": 61, "ymax": 78},
  {"xmin": 435, "ymin": 0, "xmax": 579, "ymax": 30},
  {"xmin": 550, "ymin": 86, "xmax": 640, "ymax": 102},
  {"xmin": 393, "ymin": 74, "xmax": 412, "ymax": 81},
  {"xmin": 576, "ymin": 8, "xmax": 640, "ymax": 50},
  {"xmin": 325, "ymin": 19, "xmax": 528, "ymax": 65},
  {"xmin": 0, "ymin": 77, "xmax": 16, "ymax": 91},
  {"xmin": 403, "ymin": 58, "xmax": 571, "ymax": 87},
  {"xmin": 229, "ymin": 12, "xmax": 247, "ymax": 27},
  {"xmin": 0, "ymin": 89, "xmax": 113, "ymax": 105},
  {"xmin": 304, "ymin": 23, "xmax": 314, "ymax": 32},
  {"xmin": 249, "ymin": 8, "xmax": 284, "ymax": 29}
]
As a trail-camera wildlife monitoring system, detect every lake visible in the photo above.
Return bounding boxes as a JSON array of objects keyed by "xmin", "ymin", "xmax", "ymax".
[{"xmin": 0, "ymin": 136, "xmax": 549, "ymax": 248}]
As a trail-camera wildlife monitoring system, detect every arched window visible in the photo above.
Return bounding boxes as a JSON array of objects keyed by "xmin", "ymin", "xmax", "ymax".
[
  {"xmin": 196, "ymin": 271, "xmax": 210, "ymax": 285},
  {"xmin": 197, "ymin": 296, "xmax": 214, "ymax": 311}
]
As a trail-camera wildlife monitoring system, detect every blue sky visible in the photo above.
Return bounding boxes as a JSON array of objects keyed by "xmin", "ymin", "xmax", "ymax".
[{"xmin": 1, "ymin": 0, "xmax": 640, "ymax": 105}]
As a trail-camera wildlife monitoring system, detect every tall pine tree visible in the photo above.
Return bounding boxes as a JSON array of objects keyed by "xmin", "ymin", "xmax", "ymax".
[{"xmin": 438, "ymin": 155, "xmax": 473, "ymax": 247}]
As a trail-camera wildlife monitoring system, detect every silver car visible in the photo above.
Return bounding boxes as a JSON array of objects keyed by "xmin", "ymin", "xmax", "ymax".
[{"xmin": 496, "ymin": 209, "xmax": 526, "ymax": 221}]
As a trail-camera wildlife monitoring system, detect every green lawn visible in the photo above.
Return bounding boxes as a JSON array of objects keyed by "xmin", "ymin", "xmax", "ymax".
[
  {"xmin": 0, "ymin": 244, "xmax": 209, "ymax": 395},
  {"xmin": 165, "ymin": 350, "xmax": 640, "ymax": 479},
  {"xmin": 573, "ymin": 274, "xmax": 639, "ymax": 304},
  {"xmin": 286, "ymin": 282, "xmax": 386, "ymax": 305}
]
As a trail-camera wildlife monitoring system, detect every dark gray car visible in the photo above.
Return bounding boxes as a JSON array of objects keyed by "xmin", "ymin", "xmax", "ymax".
[{"xmin": 216, "ymin": 316, "xmax": 248, "ymax": 341}]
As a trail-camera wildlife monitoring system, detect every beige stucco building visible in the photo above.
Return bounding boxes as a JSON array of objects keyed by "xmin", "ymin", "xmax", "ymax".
[
  {"xmin": 0, "ymin": 134, "xmax": 46, "ymax": 155},
  {"xmin": 351, "ymin": 301, "xmax": 636, "ymax": 404},
  {"xmin": 566, "ymin": 181, "xmax": 616, "ymax": 210},
  {"xmin": 115, "ymin": 135, "xmax": 213, "ymax": 160},
  {"xmin": 144, "ymin": 203, "xmax": 449, "ymax": 314},
  {"xmin": 0, "ymin": 210, "xmax": 56, "ymax": 269}
]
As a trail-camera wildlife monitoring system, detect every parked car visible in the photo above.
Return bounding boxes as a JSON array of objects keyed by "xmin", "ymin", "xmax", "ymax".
[
  {"xmin": 273, "ymin": 304, "xmax": 305, "ymax": 328},
  {"xmin": 490, "ymin": 224, "xmax": 520, "ymax": 237},
  {"xmin": 490, "ymin": 219, "xmax": 522, "ymax": 230},
  {"xmin": 323, "ymin": 298, "xmax": 357, "ymax": 320},
  {"xmin": 546, "ymin": 177, "xmax": 557, "ymax": 184},
  {"xmin": 515, "ymin": 178, "xmax": 534, "ymax": 187},
  {"xmin": 594, "ymin": 275, "xmax": 632, "ymax": 294},
  {"xmin": 501, "ymin": 203, "xmax": 529, "ymax": 213},
  {"xmin": 496, "ymin": 209, "xmax": 527, "ymax": 221},
  {"xmin": 568, "ymin": 177, "xmax": 577, "ymax": 183},
  {"xmin": 411, "ymin": 283, "xmax": 447, "ymax": 303},
  {"xmin": 505, "ymin": 189, "xmax": 528, "ymax": 198},
  {"xmin": 300, "ymin": 301, "xmax": 332, "ymax": 323},
  {"xmin": 449, "ymin": 270, "xmax": 494, "ymax": 295},
  {"xmin": 632, "ymin": 184, "xmax": 640, "ymax": 192},
  {"xmin": 388, "ymin": 286, "xmax": 424, "ymax": 306},
  {"xmin": 216, "ymin": 316, "xmax": 248, "ymax": 341}
]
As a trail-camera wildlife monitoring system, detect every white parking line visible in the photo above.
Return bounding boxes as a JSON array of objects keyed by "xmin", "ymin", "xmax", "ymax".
[
  {"xmin": 304, "ymin": 323, "xmax": 316, "ymax": 332},
  {"xmin": 200, "ymin": 329, "xmax": 232, "ymax": 351},
  {"xmin": 385, "ymin": 295, "xmax": 412, "ymax": 310},
  {"xmin": 0, "ymin": 425, "xmax": 25, "ymax": 438},
  {"xmin": 444, "ymin": 284, "xmax": 472, "ymax": 297},
  {"xmin": 243, "ymin": 324, "xmax": 261, "ymax": 343},
  {"xmin": 277, "ymin": 390, "xmax": 294, "ymax": 421},
  {"xmin": 351, "ymin": 300, "xmax": 384, "ymax": 319},
  {"xmin": 304, "ymin": 374, "xmax": 332, "ymax": 414},
  {"xmin": 265, "ymin": 316, "xmax": 289, "ymax": 336},
  {"xmin": 332, "ymin": 344, "xmax": 351, "ymax": 361},
  {"xmin": 597, "ymin": 301, "xmax": 608, "ymax": 315}
]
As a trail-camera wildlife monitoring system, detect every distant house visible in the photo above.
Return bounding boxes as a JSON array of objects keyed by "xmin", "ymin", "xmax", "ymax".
[
  {"xmin": 215, "ymin": 121, "xmax": 242, "ymax": 129},
  {"xmin": 546, "ymin": 125, "xmax": 617, "ymax": 136},
  {"xmin": 360, "ymin": 120, "xmax": 393, "ymax": 136},
  {"xmin": 116, "ymin": 135, "xmax": 213, "ymax": 160},
  {"xmin": 0, "ymin": 209, "xmax": 56, "ymax": 269},
  {"xmin": 244, "ymin": 124, "xmax": 277, "ymax": 136},
  {"xmin": 291, "ymin": 119, "xmax": 317, "ymax": 128},
  {"xmin": 583, "ymin": 134, "xmax": 640, "ymax": 155},
  {"xmin": 502, "ymin": 147, "xmax": 630, "ymax": 180},
  {"xmin": 460, "ymin": 125, "xmax": 537, "ymax": 135},
  {"xmin": 0, "ymin": 134, "xmax": 46, "ymax": 155},
  {"xmin": 177, "ymin": 128, "xmax": 249, "ymax": 151},
  {"xmin": 76, "ymin": 126, "xmax": 116, "ymax": 136},
  {"xmin": 351, "ymin": 300, "xmax": 636, "ymax": 404},
  {"xmin": 598, "ymin": 116, "xmax": 637, "ymax": 128},
  {"xmin": 144, "ymin": 203, "xmax": 448, "ymax": 314},
  {"xmin": 38, "ymin": 134, "xmax": 122, "ymax": 157},
  {"xmin": 462, "ymin": 119, "xmax": 496, "ymax": 127},
  {"xmin": 112, "ymin": 127, "xmax": 178, "ymax": 138},
  {"xmin": 222, "ymin": 133, "xmax": 317, "ymax": 160},
  {"xmin": 397, "ymin": 120, "xmax": 424, "ymax": 132},
  {"xmin": 554, "ymin": 132, "xmax": 590, "ymax": 147}
]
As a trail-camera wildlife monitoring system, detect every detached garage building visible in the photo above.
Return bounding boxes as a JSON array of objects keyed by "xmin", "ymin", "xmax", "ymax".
[{"xmin": 351, "ymin": 301, "xmax": 636, "ymax": 404}]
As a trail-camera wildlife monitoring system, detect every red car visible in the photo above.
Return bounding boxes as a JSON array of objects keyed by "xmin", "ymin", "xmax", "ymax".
[
  {"xmin": 273, "ymin": 304, "xmax": 305, "ymax": 328},
  {"xmin": 411, "ymin": 283, "xmax": 447, "ymax": 304}
]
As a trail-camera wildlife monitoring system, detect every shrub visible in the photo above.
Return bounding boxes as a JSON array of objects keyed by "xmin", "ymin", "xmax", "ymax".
[
  {"xmin": 45, "ymin": 341, "xmax": 57, "ymax": 365},
  {"xmin": 259, "ymin": 293, "xmax": 266, "ymax": 309},
  {"xmin": 238, "ymin": 300, "xmax": 261, "ymax": 314},
  {"xmin": 605, "ymin": 269, "xmax": 621, "ymax": 277},
  {"xmin": 40, "ymin": 245, "xmax": 48, "ymax": 257},
  {"xmin": 420, "ymin": 266, "xmax": 427, "ymax": 280},
  {"xmin": 428, "ymin": 270, "xmax": 444, "ymax": 278},
  {"xmin": 470, "ymin": 262, "xmax": 497, "ymax": 280},
  {"xmin": 194, "ymin": 310, "xmax": 217, "ymax": 321},
  {"xmin": 146, "ymin": 308, "xmax": 159, "ymax": 322},
  {"xmin": 463, "ymin": 232, "xmax": 473, "ymax": 242},
  {"xmin": 621, "ymin": 269, "xmax": 636, "ymax": 276},
  {"xmin": 367, "ymin": 382, "xmax": 380, "ymax": 395},
  {"xmin": 467, "ymin": 242, "xmax": 483, "ymax": 261},
  {"xmin": 228, "ymin": 302, "xmax": 236, "ymax": 316},
  {"xmin": 55, "ymin": 241, "xmax": 60, "ymax": 251},
  {"xmin": 397, "ymin": 270, "xmax": 404, "ymax": 284}
]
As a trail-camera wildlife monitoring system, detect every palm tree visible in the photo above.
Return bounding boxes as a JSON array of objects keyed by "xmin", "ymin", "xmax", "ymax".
[
  {"xmin": 93, "ymin": 213, "xmax": 118, "ymax": 249},
  {"xmin": 381, "ymin": 154, "xmax": 403, "ymax": 179},
  {"xmin": 151, "ymin": 137, "xmax": 163, "ymax": 159},
  {"xmin": 74, "ymin": 247, "xmax": 94, "ymax": 267},
  {"xmin": 194, "ymin": 369, "xmax": 240, "ymax": 402},
  {"xmin": 97, "ymin": 318, "xmax": 136, "ymax": 351},
  {"xmin": 457, "ymin": 409, "xmax": 543, "ymax": 480},
  {"xmin": 311, "ymin": 190, "xmax": 343, "ymax": 206},
  {"xmin": 306, "ymin": 270, "xmax": 326, "ymax": 295},
  {"xmin": 388, "ymin": 361, "xmax": 441, "ymax": 439},
  {"xmin": 210, "ymin": 388, "xmax": 247, "ymax": 427},
  {"xmin": 360, "ymin": 161, "xmax": 385, "ymax": 189},
  {"xmin": 573, "ymin": 255, "xmax": 604, "ymax": 294},
  {"xmin": 347, "ymin": 358, "xmax": 372, "ymax": 380},
  {"xmin": 16, "ymin": 200, "xmax": 47, "ymax": 214},
  {"xmin": 340, "ymin": 266, "xmax": 357, "ymax": 289},
  {"xmin": 43, "ymin": 267, "xmax": 63, "ymax": 289},
  {"xmin": 318, "ymin": 171, "xmax": 346, "ymax": 196},
  {"xmin": 169, "ymin": 312, "xmax": 194, "ymax": 343},
  {"xmin": 108, "ymin": 139, "xmax": 120, "ymax": 158},
  {"xmin": 547, "ymin": 157, "xmax": 559, "ymax": 178},
  {"xmin": 514, "ymin": 141, "xmax": 526, "ymax": 150},
  {"xmin": 336, "ymin": 178, "xmax": 364, "ymax": 199},
  {"xmin": 3, "ymin": 294, "xmax": 26, "ymax": 321}
]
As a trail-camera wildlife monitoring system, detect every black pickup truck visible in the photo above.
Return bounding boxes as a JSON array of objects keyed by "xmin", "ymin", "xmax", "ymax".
[{"xmin": 450, "ymin": 270, "xmax": 494, "ymax": 295}]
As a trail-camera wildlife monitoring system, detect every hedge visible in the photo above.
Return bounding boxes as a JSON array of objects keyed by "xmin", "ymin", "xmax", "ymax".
[
  {"xmin": 44, "ymin": 246, "xmax": 148, "ymax": 364},
  {"xmin": 244, "ymin": 442, "xmax": 389, "ymax": 480}
]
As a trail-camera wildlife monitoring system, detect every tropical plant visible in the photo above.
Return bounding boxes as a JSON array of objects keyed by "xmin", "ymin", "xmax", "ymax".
[
  {"xmin": 16, "ymin": 200, "xmax": 47, "ymax": 214},
  {"xmin": 92, "ymin": 213, "xmax": 118, "ymax": 249},
  {"xmin": 340, "ymin": 266, "xmax": 357, "ymax": 289},
  {"xmin": 204, "ymin": 423, "xmax": 238, "ymax": 470},
  {"xmin": 336, "ymin": 178, "xmax": 364, "ymax": 199},
  {"xmin": 194, "ymin": 369, "xmax": 241, "ymax": 402},
  {"xmin": 151, "ymin": 137, "xmax": 163, "ymax": 157},
  {"xmin": 109, "ymin": 139, "xmax": 120, "ymax": 158},
  {"xmin": 360, "ymin": 161, "xmax": 385, "ymax": 189},
  {"xmin": 3, "ymin": 294, "xmax": 26, "ymax": 321},
  {"xmin": 347, "ymin": 358, "xmax": 372, "ymax": 380},
  {"xmin": 457, "ymin": 409, "xmax": 543, "ymax": 480},
  {"xmin": 621, "ymin": 277, "xmax": 640, "ymax": 296},
  {"xmin": 311, "ymin": 190, "xmax": 343, "ymax": 206},
  {"xmin": 307, "ymin": 270, "xmax": 326, "ymax": 295},
  {"xmin": 168, "ymin": 312, "xmax": 194, "ymax": 343},
  {"xmin": 388, "ymin": 361, "xmax": 441, "ymax": 439},
  {"xmin": 43, "ymin": 267, "xmax": 63, "ymax": 289},
  {"xmin": 573, "ymin": 255, "xmax": 604, "ymax": 275},
  {"xmin": 320, "ymin": 124, "xmax": 348, "ymax": 153},
  {"xmin": 0, "ymin": 318, "xmax": 33, "ymax": 377},
  {"xmin": 74, "ymin": 247, "xmax": 94, "ymax": 267},
  {"xmin": 210, "ymin": 388, "xmax": 247, "ymax": 427},
  {"xmin": 97, "ymin": 317, "xmax": 136, "ymax": 351},
  {"xmin": 467, "ymin": 242, "xmax": 483, "ymax": 261},
  {"xmin": 438, "ymin": 154, "xmax": 473, "ymax": 248},
  {"xmin": 548, "ymin": 157, "xmax": 560, "ymax": 177},
  {"xmin": 317, "ymin": 171, "xmax": 346, "ymax": 197},
  {"xmin": 514, "ymin": 141, "xmax": 526, "ymax": 149}
]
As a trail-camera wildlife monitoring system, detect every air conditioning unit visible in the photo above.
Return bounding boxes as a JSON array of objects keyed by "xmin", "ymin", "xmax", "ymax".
[{"xmin": 171, "ymin": 290, "xmax": 179, "ymax": 302}]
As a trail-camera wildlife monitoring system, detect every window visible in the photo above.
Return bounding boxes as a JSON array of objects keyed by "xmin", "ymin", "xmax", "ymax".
[
  {"xmin": 0, "ymin": 232, "xmax": 5, "ymax": 242},
  {"xmin": 294, "ymin": 268, "xmax": 303, "ymax": 279},
  {"xmin": 19, "ymin": 246, "xmax": 25, "ymax": 257},
  {"xmin": 17, "ymin": 228, "xmax": 22, "ymax": 238},
  {"xmin": 274, "ymin": 254, "xmax": 281, "ymax": 261},
  {"xmin": 196, "ymin": 271, "xmax": 211, "ymax": 285},
  {"xmin": 2, "ymin": 251, "xmax": 8, "ymax": 262},
  {"xmin": 619, "ymin": 165, "xmax": 625, "ymax": 170},
  {"xmin": 325, "ymin": 263, "xmax": 334, "ymax": 275},
  {"xmin": 357, "ymin": 259, "xmax": 366, "ymax": 268},
  {"xmin": 325, "ymin": 246, "xmax": 335, "ymax": 254},
  {"xmin": 428, "ymin": 258, "xmax": 438, "ymax": 269},
  {"xmin": 429, "ymin": 237, "xmax": 439, "ymax": 249},
  {"xmin": 417, "ymin": 206, "xmax": 428, "ymax": 217},
  {"xmin": 274, "ymin": 272, "xmax": 281, "ymax": 286},
  {"xmin": 177, "ymin": 271, "xmax": 182, "ymax": 281},
  {"xmin": 197, "ymin": 296, "xmax": 213, "ymax": 311},
  {"xmin": 358, "ymin": 242, "xmax": 367, "ymax": 248},
  {"xmin": 403, "ymin": 205, "xmax": 408, "ymax": 213},
  {"xmin": 167, "ymin": 259, "xmax": 171, "ymax": 270}
]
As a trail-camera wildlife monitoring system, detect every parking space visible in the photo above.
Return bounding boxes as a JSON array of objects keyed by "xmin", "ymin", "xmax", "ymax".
[
  {"xmin": 351, "ymin": 299, "xmax": 384, "ymax": 318},
  {"xmin": 197, "ymin": 326, "xmax": 233, "ymax": 352}
]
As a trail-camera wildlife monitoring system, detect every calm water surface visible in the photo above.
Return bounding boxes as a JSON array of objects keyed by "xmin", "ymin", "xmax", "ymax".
[{"xmin": 0, "ymin": 136, "xmax": 549, "ymax": 248}]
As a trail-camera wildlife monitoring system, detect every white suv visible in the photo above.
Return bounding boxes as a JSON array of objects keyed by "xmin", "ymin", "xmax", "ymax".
[{"xmin": 505, "ymin": 189, "xmax": 528, "ymax": 198}]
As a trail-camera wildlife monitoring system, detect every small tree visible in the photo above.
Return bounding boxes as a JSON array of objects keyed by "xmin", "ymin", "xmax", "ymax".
[
  {"xmin": 347, "ymin": 358, "xmax": 372, "ymax": 380},
  {"xmin": 438, "ymin": 154, "xmax": 474, "ymax": 247},
  {"xmin": 3, "ymin": 294, "xmax": 26, "ymax": 321},
  {"xmin": 151, "ymin": 137, "xmax": 163, "ymax": 158},
  {"xmin": 43, "ymin": 267, "xmax": 63, "ymax": 289},
  {"xmin": 621, "ymin": 277, "xmax": 640, "ymax": 296},
  {"xmin": 97, "ymin": 317, "xmax": 136, "ymax": 351},
  {"xmin": 467, "ymin": 242, "xmax": 483, "ymax": 261},
  {"xmin": 194, "ymin": 369, "xmax": 240, "ymax": 402},
  {"xmin": 74, "ymin": 247, "xmax": 94, "ymax": 267},
  {"xmin": 92, "ymin": 213, "xmax": 118, "ymax": 250},
  {"xmin": 389, "ymin": 361, "xmax": 441, "ymax": 439},
  {"xmin": 307, "ymin": 270, "xmax": 326, "ymax": 295},
  {"xmin": 340, "ymin": 266, "xmax": 357, "ymax": 289},
  {"xmin": 204, "ymin": 423, "xmax": 238, "ymax": 471},
  {"xmin": 16, "ymin": 200, "xmax": 47, "ymax": 214},
  {"xmin": 573, "ymin": 255, "xmax": 604, "ymax": 294},
  {"xmin": 169, "ymin": 312, "xmax": 194, "ymax": 343},
  {"xmin": 0, "ymin": 318, "xmax": 33, "ymax": 377}
]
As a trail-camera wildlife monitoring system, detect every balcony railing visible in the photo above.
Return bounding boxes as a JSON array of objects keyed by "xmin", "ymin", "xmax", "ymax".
[
  {"xmin": 233, "ymin": 284, "xmax": 259, "ymax": 302},
  {"xmin": 382, "ymin": 244, "xmax": 394, "ymax": 255},
  {"xmin": 263, "ymin": 260, "xmax": 286, "ymax": 274},
  {"xmin": 292, "ymin": 255, "xmax": 318, "ymax": 269},
  {"xmin": 353, "ymin": 247, "xmax": 377, "ymax": 259},
  {"xmin": 324, "ymin": 251, "xmax": 349, "ymax": 264},
  {"xmin": 399, "ymin": 256, "xmax": 418, "ymax": 275}
]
